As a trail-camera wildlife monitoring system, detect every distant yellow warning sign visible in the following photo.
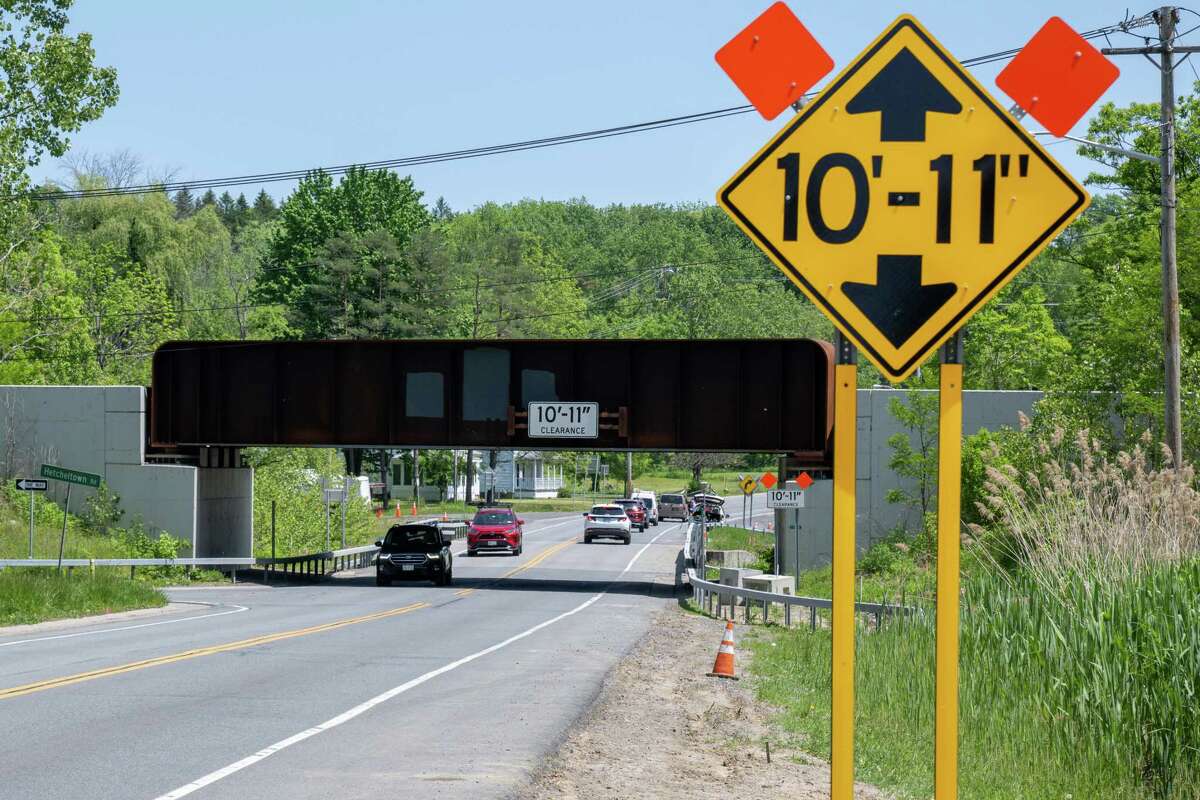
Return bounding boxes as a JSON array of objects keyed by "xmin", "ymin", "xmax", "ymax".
[
  {"xmin": 739, "ymin": 475, "xmax": 758, "ymax": 495},
  {"xmin": 717, "ymin": 15, "xmax": 1089, "ymax": 381}
]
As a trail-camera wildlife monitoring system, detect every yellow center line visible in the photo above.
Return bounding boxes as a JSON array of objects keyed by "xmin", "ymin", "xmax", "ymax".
[{"xmin": 0, "ymin": 601, "xmax": 428, "ymax": 701}]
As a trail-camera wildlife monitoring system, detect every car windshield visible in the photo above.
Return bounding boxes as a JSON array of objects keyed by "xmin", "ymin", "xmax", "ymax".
[
  {"xmin": 474, "ymin": 511, "xmax": 515, "ymax": 525},
  {"xmin": 639, "ymin": 499, "xmax": 652, "ymax": 508},
  {"xmin": 591, "ymin": 506, "xmax": 623, "ymax": 516},
  {"xmin": 662, "ymin": 494, "xmax": 683, "ymax": 504},
  {"xmin": 384, "ymin": 526, "xmax": 441, "ymax": 549}
]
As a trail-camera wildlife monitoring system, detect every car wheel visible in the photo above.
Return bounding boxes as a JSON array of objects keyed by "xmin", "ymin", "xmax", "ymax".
[
  {"xmin": 514, "ymin": 545, "xmax": 522, "ymax": 556},
  {"xmin": 624, "ymin": 537, "xmax": 632, "ymax": 545},
  {"xmin": 376, "ymin": 573, "xmax": 391, "ymax": 587},
  {"xmin": 444, "ymin": 567, "xmax": 453, "ymax": 586},
  {"xmin": 584, "ymin": 536, "xmax": 592, "ymax": 544},
  {"xmin": 466, "ymin": 549, "xmax": 476, "ymax": 557}
]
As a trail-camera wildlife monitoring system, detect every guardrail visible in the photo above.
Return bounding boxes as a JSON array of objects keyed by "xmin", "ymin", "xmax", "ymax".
[
  {"xmin": 681, "ymin": 520, "xmax": 908, "ymax": 629},
  {"xmin": 0, "ymin": 556, "xmax": 257, "ymax": 580},
  {"xmin": 256, "ymin": 519, "xmax": 471, "ymax": 581},
  {"xmin": 0, "ymin": 521, "xmax": 473, "ymax": 583}
]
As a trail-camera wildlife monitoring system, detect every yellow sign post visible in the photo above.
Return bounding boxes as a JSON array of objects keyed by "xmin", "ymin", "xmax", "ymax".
[
  {"xmin": 830, "ymin": 333, "xmax": 857, "ymax": 799},
  {"xmin": 716, "ymin": 14, "xmax": 1092, "ymax": 800}
]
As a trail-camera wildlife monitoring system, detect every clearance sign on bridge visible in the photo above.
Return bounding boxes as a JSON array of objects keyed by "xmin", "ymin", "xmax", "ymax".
[
  {"xmin": 717, "ymin": 14, "xmax": 1088, "ymax": 381},
  {"xmin": 715, "ymin": 7, "xmax": 1116, "ymax": 800}
]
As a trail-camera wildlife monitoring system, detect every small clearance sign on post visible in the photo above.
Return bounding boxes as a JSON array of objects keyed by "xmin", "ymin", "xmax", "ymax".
[{"xmin": 766, "ymin": 489, "xmax": 805, "ymax": 509}]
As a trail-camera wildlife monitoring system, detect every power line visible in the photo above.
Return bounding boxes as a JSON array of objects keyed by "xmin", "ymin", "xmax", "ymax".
[{"xmin": 30, "ymin": 15, "xmax": 1151, "ymax": 203}]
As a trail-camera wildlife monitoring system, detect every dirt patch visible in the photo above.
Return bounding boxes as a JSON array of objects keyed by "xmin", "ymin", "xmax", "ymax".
[{"xmin": 518, "ymin": 602, "xmax": 889, "ymax": 800}]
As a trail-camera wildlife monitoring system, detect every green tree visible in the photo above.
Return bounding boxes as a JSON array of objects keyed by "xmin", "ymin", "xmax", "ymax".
[
  {"xmin": 255, "ymin": 167, "xmax": 432, "ymax": 327},
  {"xmin": 72, "ymin": 242, "xmax": 176, "ymax": 382},
  {"xmin": 885, "ymin": 389, "xmax": 940, "ymax": 526},
  {"xmin": 965, "ymin": 283, "xmax": 1071, "ymax": 389},
  {"xmin": 0, "ymin": 0, "xmax": 118, "ymax": 232},
  {"xmin": 0, "ymin": 230, "xmax": 96, "ymax": 384},
  {"xmin": 172, "ymin": 188, "xmax": 194, "ymax": 219},
  {"xmin": 251, "ymin": 189, "xmax": 277, "ymax": 221}
]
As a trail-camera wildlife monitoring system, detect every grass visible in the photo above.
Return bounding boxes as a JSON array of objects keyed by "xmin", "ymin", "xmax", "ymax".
[
  {"xmin": 1, "ymin": 505, "xmax": 135, "ymax": 560},
  {"xmin": 744, "ymin": 562, "xmax": 1200, "ymax": 800},
  {"xmin": 705, "ymin": 525, "xmax": 773, "ymax": 553},
  {"xmin": 791, "ymin": 560, "xmax": 935, "ymax": 605},
  {"xmin": 0, "ymin": 570, "xmax": 167, "ymax": 626}
]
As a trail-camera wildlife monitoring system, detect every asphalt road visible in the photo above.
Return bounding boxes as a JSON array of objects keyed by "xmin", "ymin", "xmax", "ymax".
[{"xmin": 0, "ymin": 510, "xmax": 694, "ymax": 800}]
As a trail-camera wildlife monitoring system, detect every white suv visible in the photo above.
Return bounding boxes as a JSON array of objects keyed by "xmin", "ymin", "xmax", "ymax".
[
  {"xmin": 632, "ymin": 490, "xmax": 658, "ymax": 526},
  {"xmin": 582, "ymin": 504, "xmax": 632, "ymax": 545}
]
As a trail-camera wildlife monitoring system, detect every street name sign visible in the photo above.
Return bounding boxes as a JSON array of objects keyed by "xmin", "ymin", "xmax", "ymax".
[
  {"xmin": 527, "ymin": 402, "xmax": 599, "ymax": 438},
  {"xmin": 14, "ymin": 479, "xmax": 47, "ymax": 491},
  {"xmin": 766, "ymin": 488, "xmax": 805, "ymax": 508},
  {"xmin": 717, "ymin": 14, "xmax": 1090, "ymax": 381},
  {"xmin": 40, "ymin": 464, "xmax": 101, "ymax": 488}
]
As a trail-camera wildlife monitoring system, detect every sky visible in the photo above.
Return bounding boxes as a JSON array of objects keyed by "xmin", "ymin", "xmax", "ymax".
[{"xmin": 33, "ymin": 1, "xmax": 1190, "ymax": 211}]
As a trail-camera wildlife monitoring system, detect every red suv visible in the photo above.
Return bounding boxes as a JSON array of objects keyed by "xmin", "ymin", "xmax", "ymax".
[
  {"xmin": 467, "ymin": 508, "xmax": 525, "ymax": 556},
  {"xmin": 612, "ymin": 499, "xmax": 647, "ymax": 532}
]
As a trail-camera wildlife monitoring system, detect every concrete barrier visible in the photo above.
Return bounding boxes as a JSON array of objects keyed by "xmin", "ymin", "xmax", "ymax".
[
  {"xmin": 705, "ymin": 549, "xmax": 757, "ymax": 569},
  {"xmin": 743, "ymin": 574, "xmax": 795, "ymax": 596},
  {"xmin": 718, "ymin": 567, "xmax": 762, "ymax": 606}
]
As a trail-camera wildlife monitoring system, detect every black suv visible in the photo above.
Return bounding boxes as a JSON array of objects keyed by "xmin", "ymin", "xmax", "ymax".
[{"xmin": 375, "ymin": 524, "xmax": 453, "ymax": 587}]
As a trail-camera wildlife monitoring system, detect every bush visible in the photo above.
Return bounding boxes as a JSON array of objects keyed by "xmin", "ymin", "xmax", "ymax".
[
  {"xmin": 858, "ymin": 530, "xmax": 906, "ymax": 575},
  {"xmin": 81, "ymin": 482, "xmax": 124, "ymax": 534},
  {"xmin": 115, "ymin": 519, "xmax": 189, "ymax": 581}
]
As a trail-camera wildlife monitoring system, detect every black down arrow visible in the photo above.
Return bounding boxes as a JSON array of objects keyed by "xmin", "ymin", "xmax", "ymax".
[
  {"xmin": 842, "ymin": 255, "xmax": 956, "ymax": 348},
  {"xmin": 845, "ymin": 47, "xmax": 961, "ymax": 142}
]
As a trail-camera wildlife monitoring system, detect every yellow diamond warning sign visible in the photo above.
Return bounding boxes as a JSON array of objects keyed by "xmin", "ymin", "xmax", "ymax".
[{"xmin": 717, "ymin": 15, "xmax": 1089, "ymax": 382}]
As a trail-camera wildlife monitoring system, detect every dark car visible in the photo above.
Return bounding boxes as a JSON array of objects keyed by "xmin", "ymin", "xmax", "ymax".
[
  {"xmin": 467, "ymin": 508, "xmax": 525, "ymax": 556},
  {"xmin": 375, "ymin": 524, "xmax": 453, "ymax": 586}
]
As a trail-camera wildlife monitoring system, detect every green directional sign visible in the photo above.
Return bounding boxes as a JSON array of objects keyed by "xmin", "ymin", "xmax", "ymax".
[{"xmin": 40, "ymin": 464, "xmax": 101, "ymax": 488}]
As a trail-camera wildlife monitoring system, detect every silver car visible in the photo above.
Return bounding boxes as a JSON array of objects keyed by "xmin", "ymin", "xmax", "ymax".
[{"xmin": 582, "ymin": 504, "xmax": 632, "ymax": 545}]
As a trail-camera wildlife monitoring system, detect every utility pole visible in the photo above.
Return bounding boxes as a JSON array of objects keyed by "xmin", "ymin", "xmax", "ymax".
[
  {"xmin": 1102, "ymin": 7, "xmax": 1198, "ymax": 466},
  {"xmin": 624, "ymin": 451, "xmax": 633, "ymax": 497}
]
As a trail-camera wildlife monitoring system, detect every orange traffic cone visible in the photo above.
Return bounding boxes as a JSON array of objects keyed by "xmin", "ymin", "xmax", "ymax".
[
  {"xmin": 410, "ymin": 502, "xmax": 417, "ymax": 516},
  {"xmin": 394, "ymin": 502, "xmax": 401, "ymax": 518},
  {"xmin": 707, "ymin": 620, "xmax": 739, "ymax": 680},
  {"xmin": 441, "ymin": 510, "xmax": 449, "ymax": 522},
  {"xmin": 375, "ymin": 506, "xmax": 382, "ymax": 519}
]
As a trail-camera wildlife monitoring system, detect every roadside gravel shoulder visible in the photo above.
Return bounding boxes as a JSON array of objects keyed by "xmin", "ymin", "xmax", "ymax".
[{"xmin": 517, "ymin": 601, "xmax": 889, "ymax": 800}]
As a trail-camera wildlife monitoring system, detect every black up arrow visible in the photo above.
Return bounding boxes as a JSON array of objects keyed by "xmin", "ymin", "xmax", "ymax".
[
  {"xmin": 842, "ymin": 256, "xmax": 956, "ymax": 348},
  {"xmin": 846, "ymin": 48, "xmax": 961, "ymax": 142}
]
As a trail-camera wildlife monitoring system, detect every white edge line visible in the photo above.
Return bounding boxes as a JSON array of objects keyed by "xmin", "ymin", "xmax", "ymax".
[
  {"xmin": 151, "ymin": 523, "xmax": 679, "ymax": 800},
  {"xmin": 0, "ymin": 603, "xmax": 250, "ymax": 649}
]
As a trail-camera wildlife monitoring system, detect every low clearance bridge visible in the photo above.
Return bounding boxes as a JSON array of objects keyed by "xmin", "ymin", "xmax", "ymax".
[{"xmin": 149, "ymin": 338, "xmax": 835, "ymax": 461}]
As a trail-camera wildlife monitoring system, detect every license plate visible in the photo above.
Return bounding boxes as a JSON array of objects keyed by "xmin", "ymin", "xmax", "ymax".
[
  {"xmin": 402, "ymin": 565, "xmax": 415, "ymax": 571},
  {"xmin": 487, "ymin": 541, "xmax": 499, "ymax": 546}
]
